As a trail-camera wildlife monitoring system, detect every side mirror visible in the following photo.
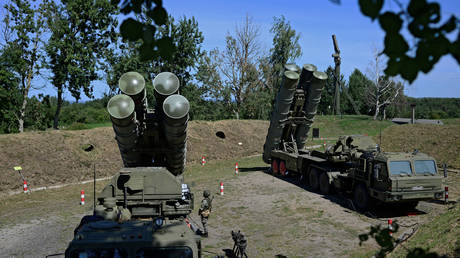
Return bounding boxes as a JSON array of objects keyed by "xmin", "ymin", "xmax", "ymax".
[{"xmin": 373, "ymin": 164, "xmax": 381, "ymax": 180}]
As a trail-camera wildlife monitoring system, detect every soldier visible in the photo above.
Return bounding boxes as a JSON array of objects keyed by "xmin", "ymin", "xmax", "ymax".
[{"xmin": 198, "ymin": 190, "xmax": 213, "ymax": 237}]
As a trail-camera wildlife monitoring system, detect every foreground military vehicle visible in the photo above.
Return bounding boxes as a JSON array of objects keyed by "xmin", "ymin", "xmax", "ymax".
[
  {"xmin": 65, "ymin": 72, "xmax": 201, "ymax": 257},
  {"xmin": 263, "ymin": 64, "xmax": 444, "ymax": 211}
]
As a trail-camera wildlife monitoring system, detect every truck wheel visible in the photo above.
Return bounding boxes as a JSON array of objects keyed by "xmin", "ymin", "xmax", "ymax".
[
  {"xmin": 271, "ymin": 159, "xmax": 279, "ymax": 175},
  {"xmin": 319, "ymin": 172, "xmax": 331, "ymax": 194},
  {"xmin": 353, "ymin": 184, "xmax": 369, "ymax": 211},
  {"xmin": 309, "ymin": 168, "xmax": 319, "ymax": 191},
  {"xmin": 279, "ymin": 160, "xmax": 287, "ymax": 176}
]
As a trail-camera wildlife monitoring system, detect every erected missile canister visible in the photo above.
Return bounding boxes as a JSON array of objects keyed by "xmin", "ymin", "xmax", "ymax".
[
  {"xmin": 107, "ymin": 94, "xmax": 140, "ymax": 166},
  {"xmin": 284, "ymin": 63, "xmax": 301, "ymax": 73},
  {"xmin": 162, "ymin": 94, "xmax": 190, "ymax": 176},
  {"xmin": 153, "ymin": 72, "xmax": 189, "ymax": 176},
  {"xmin": 107, "ymin": 71, "xmax": 190, "ymax": 175},
  {"xmin": 118, "ymin": 72, "xmax": 147, "ymax": 122},
  {"xmin": 295, "ymin": 70, "xmax": 327, "ymax": 150},
  {"xmin": 298, "ymin": 64, "xmax": 317, "ymax": 89},
  {"xmin": 262, "ymin": 70, "xmax": 300, "ymax": 163},
  {"xmin": 153, "ymin": 72, "xmax": 180, "ymax": 111}
]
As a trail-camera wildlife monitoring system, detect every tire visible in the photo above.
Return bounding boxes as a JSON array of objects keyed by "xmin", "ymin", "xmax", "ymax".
[
  {"xmin": 279, "ymin": 160, "xmax": 287, "ymax": 176},
  {"xmin": 309, "ymin": 168, "xmax": 319, "ymax": 191},
  {"xmin": 353, "ymin": 184, "xmax": 370, "ymax": 211},
  {"xmin": 319, "ymin": 172, "xmax": 331, "ymax": 194},
  {"xmin": 271, "ymin": 159, "xmax": 279, "ymax": 175}
]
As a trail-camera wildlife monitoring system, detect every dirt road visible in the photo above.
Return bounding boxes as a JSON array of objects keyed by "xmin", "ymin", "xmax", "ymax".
[{"xmin": 0, "ymin": 165, "xmax": 450, "ymax": 257}]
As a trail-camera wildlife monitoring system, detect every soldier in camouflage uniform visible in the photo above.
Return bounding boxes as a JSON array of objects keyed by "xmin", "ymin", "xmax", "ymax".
[{"xmin": 199, "ymin": 190, "xmax": 212, "ymax": 237}]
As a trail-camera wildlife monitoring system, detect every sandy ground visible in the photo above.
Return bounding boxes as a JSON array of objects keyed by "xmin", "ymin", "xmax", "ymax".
[
  {"xmin": 0, "ymin": 214, "xmax": 83, "ymax": 257},
  {"xmin": 0, "ymin": 167, "xmax": 454, "ymax": 257},
  {"xmin": 187, "ymin": 169, "xmax": 447, "ymax": 257}
]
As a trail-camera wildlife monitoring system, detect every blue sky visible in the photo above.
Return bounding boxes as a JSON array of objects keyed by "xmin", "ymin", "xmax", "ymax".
[{"xmin": 27, "ymin": 0, "xmax": 460, "ymax": 100}]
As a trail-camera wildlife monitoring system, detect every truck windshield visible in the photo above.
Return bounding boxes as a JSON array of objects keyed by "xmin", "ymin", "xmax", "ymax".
[
  {"xmin": 389, "ymin": 161, "xmax": 412, "ymax": 176},
  {"xmin": 414, "ymin": 160, "xmax": 437, "ymax": 175}
]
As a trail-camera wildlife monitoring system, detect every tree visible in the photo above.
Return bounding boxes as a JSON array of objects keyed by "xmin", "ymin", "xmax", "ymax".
[
  {"xmin": 45, "ymin": 0, "xmax": 118, "ymax": 129},
  {"xmin": 0, "ymin": 44, "xmax": 21, "ymax": 133},
  {"xmin": 106, "ymin": 14, "xmax": 205, "ymax": 112},
  {"xmin": 318, "ymin": 66, "xmax": 346, "ymax": 115},
  {"xmin": 153, "ymin": 16, "xmax": 204, "ymax": 88},
  {"xmin": 267, "ymin": 15, "xmax": 302, "ymax": 93},
  {"xmin": 3, "ymin": 0, "xmax": 48, "ymax": 132},
  {"xmin": 366, "ymin": 52, "xmax": 403, "ymax": 120},
  {"xmin": 204, "ymin": 15, "xmax": 262, "ymax": 119},
  {"xmin": 348, "ymin": 68, "xmax": 373, "ymax": 114}
]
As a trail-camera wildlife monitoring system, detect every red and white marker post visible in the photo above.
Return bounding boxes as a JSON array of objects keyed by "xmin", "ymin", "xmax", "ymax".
[
  {"xmin": 23, "ymin": 180, "xmax": 30, "ymax": 194},
  {"xmin": 201, "ymin": 156, "xmax": 206, "ymax": 166},
  {"xmin": 388, "ymin": 219, "xmax": 393, "ymax": 237},
  {"xmin": 235, "ymin": 162, "xmax": 239, "ymax": 175},
  {"xmin": 80, "ymin": 190, "xmax": 85, "ymax": 205},
  {"xmin": 220, "ymin": 182, "xmax": 224, "ymax": 195}
]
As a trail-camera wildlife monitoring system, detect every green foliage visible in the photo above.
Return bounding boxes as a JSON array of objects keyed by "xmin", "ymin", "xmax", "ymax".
[
  {"xmin": 24, "ymin": 95, "xmax": 53, "ymax": 130},
  {"xmin": 45, "ymin": 0, "xmax": 118, "ymax": 128},
  {"xmin": 359, "ymin": 222, "xmax": 399, "ymax": 258},
  {"xmin": 359, "ymin": 219, "xmax": 443, "ymax": 258},
  {"xmin": 106, "ymin": 14, "xmax": 206, "ymax": 116},
  {"xmin": 403, "ymin": 97, "xmax": 460, "ymax": 119},
  {"xmin": 3, "ymin": 0, "xmax": 49, "ymax": 132},
  {"xmin": 113, "ymin": 0, "xmax": 174, "ymax": 61},
  {"xmin": 0, "ymin": 46, "xmax": 21, "ymax": 133},
  {"xmin": 153, "ymin": 16, "xmax": 204, "ymax": 88},
  {"xmin": 357, "ymin": 0, "xmax": 460, "ymax": 82},
  {"xmin": 268, "ymin": 15, "xmax": 302, "ymax": 92},
  {"xmin": 318, "ymin": 66, "xmax": 346, "ymax": 115},
  {"xmin": 347, "ymin": 69, "xmax": 373, "ymax": 114},
  {"xmin": 240, "ymin": 87, "xmax": 272, "ymax": 120}
]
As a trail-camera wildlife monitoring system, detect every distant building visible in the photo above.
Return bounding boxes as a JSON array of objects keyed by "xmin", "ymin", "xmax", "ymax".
[{"xmin": 391, "ymin": 118, "xmax": 444, "ymax": 125}]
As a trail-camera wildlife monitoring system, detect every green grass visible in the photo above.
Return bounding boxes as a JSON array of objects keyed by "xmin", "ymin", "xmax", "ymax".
[
  {"xmin": 308, "ymin": 115, "xmax": 394, "ymax": 145},
  {"xmin": 62, "ymin": 121, "xmax": 112, "ymax": 130},
  {"xmin": 441, "ymin": 118, "xmax": 460, "ymax": 125},
  {"xmin": 389, "ymin": 203, "xmax": 460, "ymax": 257}
]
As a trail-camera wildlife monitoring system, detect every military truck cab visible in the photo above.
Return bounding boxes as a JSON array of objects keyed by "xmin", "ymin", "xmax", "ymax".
[{"xmin": 368, "ymin": 152, "xmax": 444, "ymax": 205}]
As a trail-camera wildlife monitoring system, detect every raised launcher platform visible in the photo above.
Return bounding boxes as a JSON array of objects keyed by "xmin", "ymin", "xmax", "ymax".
[{"xmin": 97, "ymin": 167, "xmax": 194, "ymax": 219}]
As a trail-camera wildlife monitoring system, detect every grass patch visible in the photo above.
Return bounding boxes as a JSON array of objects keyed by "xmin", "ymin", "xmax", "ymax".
[
  {"xmin": 311, "ymin": 115, "xmax": 394, "ymax": 139},
  {"xmin": 389, "ymin": 204, "xmax": 460, "ymax": 258},
  {"xmin": 441, "ymin": 118, "xmax": 460, "ymax": 125},
  {"xmin": 62, "ymin": 122, "xmax": 112, "ymax": 130},
  {"xmin": 0, "ymin": 180, "xmax": 109, "ymax": 227},
  {"xmin": 380, "ymin": 124, "xmax": 460, "ymax": 169}
]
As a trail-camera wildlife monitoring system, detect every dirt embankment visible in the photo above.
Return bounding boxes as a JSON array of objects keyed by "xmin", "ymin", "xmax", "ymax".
[
  {"xmin": 1, "ymin": 120, "xmax": 459, "ymax": 194},
  {"xmin": 0, "ymin": 120, "xmax": 269, "ymax": 193},
  {"xmin": 380, "ymin": 124, "xmax": 460, "ymax": 169}
]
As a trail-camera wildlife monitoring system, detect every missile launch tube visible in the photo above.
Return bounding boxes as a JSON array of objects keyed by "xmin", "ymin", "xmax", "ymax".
[
  {"xmin": 162, "ymin": 94, "xmax": 190, "ymax": 176},
  {"xmin": 107, "ymin": 94, "xmax": 140, "ymax": 166},
  {"xmin": 153, "ymin": 72, "xmax": 180, "ymax": 112},
  {"xmin": 119, "ymin": 72, "xmax": 147, "ymax": 123},
  {"xmin": 262, "ymin": 71, "xmax": 300, "ymax": 163},
  {"xmin": 298, "ymin": 64, "xmax": 317, "ymax": 89},
  {"xmin": 295, "ymin": 71, "xmax": 328, "ymax": 150}
]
